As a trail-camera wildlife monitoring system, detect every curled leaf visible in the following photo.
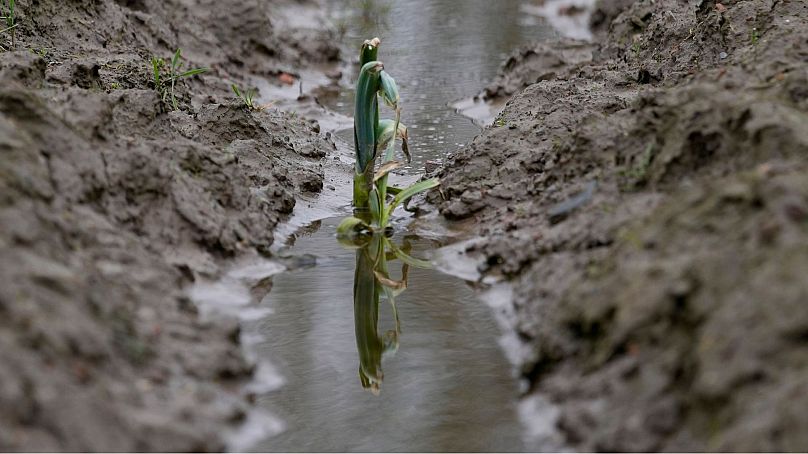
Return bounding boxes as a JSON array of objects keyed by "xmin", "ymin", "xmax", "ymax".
[
  {"xmin": 374, "ymin": 161, "xmax": 403, "ymax": 183},
  {"xmin": 336, "ymin": 216, "xmax": 372, "ymax": 248}
]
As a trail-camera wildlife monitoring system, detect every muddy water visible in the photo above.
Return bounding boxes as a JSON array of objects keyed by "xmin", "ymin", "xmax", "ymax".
[
  {"xmin": 240, "ymin": 1, "xmax": 555, "ymax": 451},
  {"xmin": 249, "ymin": 218, "xmax": 523, "ymax": 451}
]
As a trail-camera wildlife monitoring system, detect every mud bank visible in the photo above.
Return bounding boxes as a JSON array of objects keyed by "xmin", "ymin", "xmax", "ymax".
[
  {"xmin": 432, "ymin": 0, "xmax": 808, "ymax": 450},
  {"xmin": 0, "ymin": 0, "xmax": 338, "ymax": 450}
]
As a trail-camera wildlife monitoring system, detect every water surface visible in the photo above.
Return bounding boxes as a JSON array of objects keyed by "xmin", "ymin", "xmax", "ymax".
[
  {"xmin": 244, "ymin": 1, "xmax": 557, "ymax": 450},
  {"xmin": 320, "ymin": 0, "xmax": 556, "ymax": 171},
  {"xmin": 251, "ymin": 218, "xmax": 524, "ymax": 451}
]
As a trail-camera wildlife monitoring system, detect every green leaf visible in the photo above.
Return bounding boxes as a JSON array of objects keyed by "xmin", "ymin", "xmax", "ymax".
[
  {"xmin": 369, "ymin": 188, "xmax": 382, "ymax": 225},
  {"xmin": 179, "ymin": 68, "xmax": 207, "ymax": 78},
  {"xmin": 386, "ymin": 178, "xmax": 440, "ymax": 218},
  {"xmin": 336, "ymin": 216, "xmax": 372, "ymax": 248},
  {"xmin": 171, "ymin": 48, "xmax": 182, "ymax": 72},
  {"xmin": 379, "ymin": 71, "xmax": 399, "ymax": 109},
  {"xmin": 231, "ymin": 84, "xmax": 241, "ymax": 97},
  {"xmin": 151, "ymin": 57, "xmax": 162, "ymax": 86}
]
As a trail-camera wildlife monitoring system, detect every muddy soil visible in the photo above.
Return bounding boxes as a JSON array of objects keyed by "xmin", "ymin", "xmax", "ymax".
[
  {"xmin": 432, "ymin": 0, "xmax": 808, "ymax": 451},
  {"xmin": 0, "ymin": 0, "xmax": 339, "ymax": 450}
]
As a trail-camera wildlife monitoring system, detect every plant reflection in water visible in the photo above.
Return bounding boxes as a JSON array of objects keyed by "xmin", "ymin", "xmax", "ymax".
[{"xmin": 339, "ymin": 229, "xmax": 432, "ymax": 395}]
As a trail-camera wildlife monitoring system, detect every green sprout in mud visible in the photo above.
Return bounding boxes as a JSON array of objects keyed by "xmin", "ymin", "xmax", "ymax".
[
  {"xmin": 231, "ymin": 83, "xmax": 258, "ymax": 110},
  {"xmin": 1, "ymin": 0, "xmax": 16, "ymax": 50},
  {"xmin": 29, "ymin": 47, "xmax": 47, "ymax": 58},
  {"xmin": 151, "ymin": 49, "xmax": 207, "ymax": 110},
  {"xmin": 339, "ymin": 37, "xmax": 439, "ymax": 236},
  {"xmin": 631, "ymin": 40, "xmax": 642, "ymax": 58},
  {"xmin": 339, "ymin": 225, "xmax": 432, "ymax": 395},
  {"xmin": 618, "ymin": 143, "xmax": 655, "ymax": 191},
  {"xmin": 750, "ymin": 27, "xmax": 760, "ymax": 45}
]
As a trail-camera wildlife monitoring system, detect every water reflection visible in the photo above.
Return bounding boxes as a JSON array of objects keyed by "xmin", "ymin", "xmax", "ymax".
[
  {"xmin": 253, "ymin": 217, "xmax": 525, "ymax": 451},
  {"xmin": 348, "ymin": 232, "xmax": 432, "ymax": 394}
]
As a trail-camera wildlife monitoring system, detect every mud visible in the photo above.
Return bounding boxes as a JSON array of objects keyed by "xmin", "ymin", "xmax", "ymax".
[
  {"xmin": 0, "ymin": 0, "xmax": 338, "ymax": 450},
  {"xmin": 432, "ymin": 0, "xmax": 808, "ymax": 450}
]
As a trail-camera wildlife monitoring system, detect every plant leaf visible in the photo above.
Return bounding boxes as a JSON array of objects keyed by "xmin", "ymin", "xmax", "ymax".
[
  {"xmin": 379, "ymin": 71, "xmax": 399, "ymax": 109},
  {"xmin": 171, "ymin": 48, "xmax": 182, "ymax": 71},
  {"xmin": 374, "ymin": 270, "xmax": 406, "ymax": 291},
  {"xmin": 373, "ymin": 161, "xmax": 402, "ymax": 183},
  {"xmin": 369, "ymin": 188, "xmax": 382, "ymax": 225},
  {"xmin": 179, "ymin": 68, "xmax": 207, "ymax": 78},
  {"xmin": 387, "ymin": 240, "xmax": 432, "ymax": 269},
  {"xmin": 386, "ymin": 178, "xmax": 440, "ymax": 217}
]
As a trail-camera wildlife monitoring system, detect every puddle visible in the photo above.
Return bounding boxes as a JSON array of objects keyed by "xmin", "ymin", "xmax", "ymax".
[
  {"xmin": 245, "ymin": 218, "xmax": 530, "ymax": 451},
  {"xmin": 189, "ymin": 0, "xmax": 572, "ymax": 450}
]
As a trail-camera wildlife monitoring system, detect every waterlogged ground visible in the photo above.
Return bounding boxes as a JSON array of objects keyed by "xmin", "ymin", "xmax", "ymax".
[
  {"xmin": 216, "ymin": 0, "xmax": 561, "ymax": 450},
  {"xmin": 249, "ymin": 218, "xmax": 524, "ymax": 452}
]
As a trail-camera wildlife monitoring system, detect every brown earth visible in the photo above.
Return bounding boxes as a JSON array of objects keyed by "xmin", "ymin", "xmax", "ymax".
[
  {"xmin": 431, "ymin": 0, "xmax": 808, "ymax": 451},
  {"xmin": 0, "ymin": 0, "xmax": 339, "ymax": 450}
]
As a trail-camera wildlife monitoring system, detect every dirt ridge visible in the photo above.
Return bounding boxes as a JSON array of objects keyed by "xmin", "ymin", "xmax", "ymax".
[
  {"xmin": 432, "ymin": 0, "xmax": 808, "ymax": 450},
  {"xmin": 0, "ymin": 0, "xmax": 338, "ymax": 450}
]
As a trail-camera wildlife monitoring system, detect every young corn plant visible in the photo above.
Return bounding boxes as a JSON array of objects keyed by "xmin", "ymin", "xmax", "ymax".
[
  {"xmin": 231, "ymin": 83, "xmax": 258, "ymax": 110},
  {"xmin": 1, "ymin": 0, "xmax": 16, "ymax": 49},
  {"xmin": 151, "ymin": 49, "xmax": 207, "ymax": 110},
  {"xmin": 343, "ymin": 37, "xmax": 439, "ymax": 235}
]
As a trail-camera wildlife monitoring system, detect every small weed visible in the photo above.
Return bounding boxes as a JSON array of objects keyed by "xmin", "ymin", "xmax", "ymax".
[
  {"xmin": 151, "ymin": 48, "xmax": 207, "ymax": 110},
  {"xmin": 110, "ymin": 82, "xmax": 121, "ymax": 90},
  {"xmin": 1, "ymin": 0, "xmax": 16, "ymax": 49},
  {"xmin": 494, "ymin": 118, "xmax": 506, "ymax": 128},
  {"xmin": 231, "ymin": 83, "xmax": 258, "ymax": 110},
  {"xmin": 618, "ymin": 143, "xmax": 655, "ymax": 191},
  {"xmin": 29, "ymin": 47, "xmax": 47, "ymax": 58},
  {"xmin": 750, "ymin": 27, "xmax": 760, "ymax": 45},
  {"xmin": 631, "ymin": 40, "xmax": 642, "ymax": 58}
]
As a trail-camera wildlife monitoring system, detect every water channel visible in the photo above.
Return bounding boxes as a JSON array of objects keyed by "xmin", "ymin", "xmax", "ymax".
[{"xmin": 204, "ymin": 1, "xmax": 559, "ymax": 450}]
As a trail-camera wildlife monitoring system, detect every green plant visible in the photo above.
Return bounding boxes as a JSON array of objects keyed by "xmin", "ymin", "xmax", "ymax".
[
  {"xmin": 231, "ymin": 83, "xmax": 258, "ymax": 110},
  {"xmin": 29, "ymin": 47, "xmax": 47, "ymax": 58},
  {"xmin": 618, "ymin": 143, "xmax": 655, "ymax": 191},
  {"xmin": 151, "ymin": 49, "xmax": 207, "ymax": 110},
  {"xmin": 750, "ymin": 27, "xmax": 760, "ymax": 45},
  {"xmin": 1, "ymin": 0, "xmax": 16, "ymax": 49},
  {"xmin": 346, "ymin": 37, "xmax": 439, "ymax": 233},
  {"xmin": 631, "ymin": 40, "xmax": 641, "ymax": 58}
]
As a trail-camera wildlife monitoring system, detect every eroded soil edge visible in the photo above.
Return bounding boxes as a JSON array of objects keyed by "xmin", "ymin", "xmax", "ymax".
[
  {"xmin": 431, "ymin": 0, "xmax": 808, "ymax": 450},
  {"xmin": 0, "ymin": 0, "xmax": 339, "ymax": 450}
]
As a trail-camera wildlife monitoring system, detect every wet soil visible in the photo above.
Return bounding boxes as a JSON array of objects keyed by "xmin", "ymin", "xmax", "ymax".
[
  {"xmin": 0, "ymin": 0, "xmax": 339, "ymax": 450},
  {"xmin": 431, "ymin": 0, "xmax": 808, "ymax": 450}
]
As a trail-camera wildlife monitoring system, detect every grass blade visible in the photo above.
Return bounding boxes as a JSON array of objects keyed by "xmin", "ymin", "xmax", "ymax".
[{"xmin": 179, "ymin": 68, "xmax": 207, "ymax": 78}]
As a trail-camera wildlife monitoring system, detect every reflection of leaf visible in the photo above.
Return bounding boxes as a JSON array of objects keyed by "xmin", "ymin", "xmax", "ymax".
[
  {"xmin": 387, "ymin": 239, "xmax": 432, "ymax": 269},
  {"xmin": 374, "ymin": 270, "xmax": 406, "ymax": 291}
]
